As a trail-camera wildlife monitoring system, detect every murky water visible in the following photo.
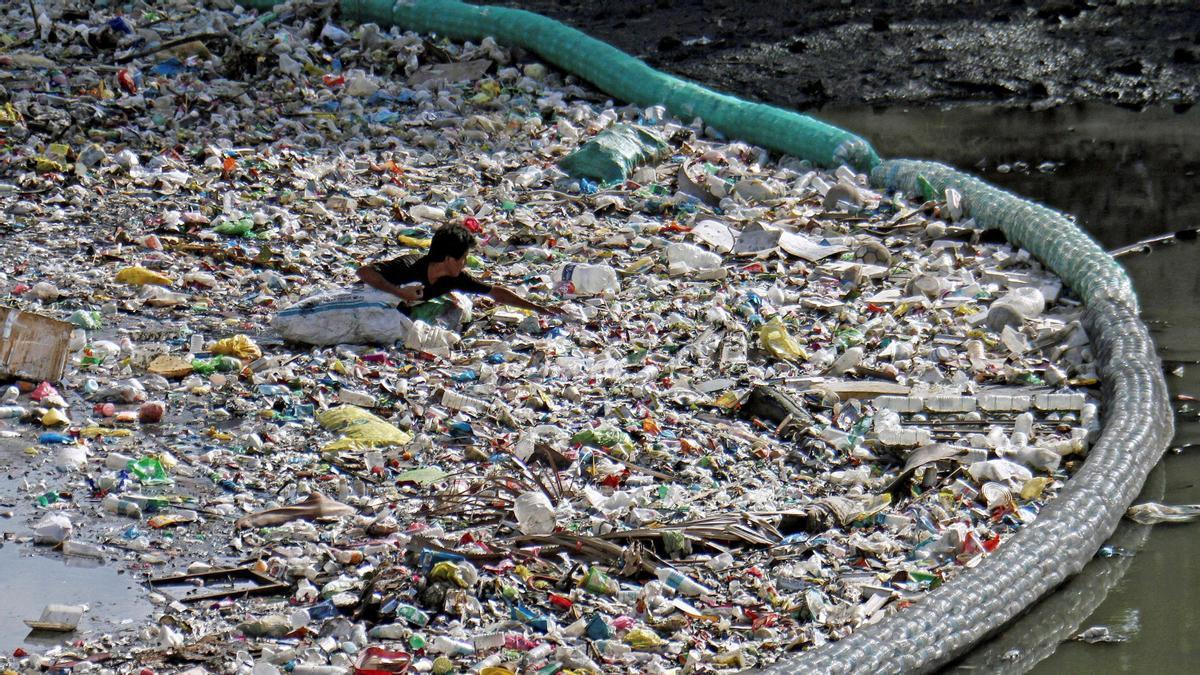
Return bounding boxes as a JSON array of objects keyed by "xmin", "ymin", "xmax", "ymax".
[
  {"xmin": 824, "ymin": 102, "xmax": 1200, "ymax": 671},
  {"xmin": 0, "ymin": 544, "xmax": 152, "ymax": 649}
]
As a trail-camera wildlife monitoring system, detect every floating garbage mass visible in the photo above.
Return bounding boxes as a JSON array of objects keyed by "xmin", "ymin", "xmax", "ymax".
[{"xmin": 0, "ymin": 1, "xmax": 1112, "ymax": 672}]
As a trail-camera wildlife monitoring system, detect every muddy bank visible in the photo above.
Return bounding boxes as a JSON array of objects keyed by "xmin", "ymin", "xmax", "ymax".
[{"xmin": 486, "ymin": 0, "xmax": 1200, "ymax": 112}]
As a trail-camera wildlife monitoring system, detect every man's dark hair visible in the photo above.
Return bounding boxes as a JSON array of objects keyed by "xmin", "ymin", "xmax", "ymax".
[{"xmin": 427, "ymin": 223, "xmax": 475, "ymax": 262}]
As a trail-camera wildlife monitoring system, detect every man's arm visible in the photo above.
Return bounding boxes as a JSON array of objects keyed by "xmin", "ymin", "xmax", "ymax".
[
  {"xmin": 357, "ymin": 265, "xmax": 422, "ymax": 303},
  {"xmin": 488, "ymin": 285, "xmax": 562, "ymax": 316}
]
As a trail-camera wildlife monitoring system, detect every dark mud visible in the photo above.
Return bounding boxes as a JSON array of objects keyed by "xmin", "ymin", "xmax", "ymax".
[{"xmin": 487, "ymin": 0, "xmax": 1200, "ymax": 112}]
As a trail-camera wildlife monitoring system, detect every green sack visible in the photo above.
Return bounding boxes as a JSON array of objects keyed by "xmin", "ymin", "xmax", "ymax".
[{"xmin": 559, "ymin": 124, "xmax": 667, "ymax": 184}]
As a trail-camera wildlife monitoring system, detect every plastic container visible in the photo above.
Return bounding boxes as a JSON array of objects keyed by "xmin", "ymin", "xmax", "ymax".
[
  {"xmin": 665, "ymin": 242, "xmax": 722, "ymax": 272},
  {"xmin": 985, "ymin": 287, "xmax": 1046, "ymax": 331},
  {"xmin": 552, "ymin": 263, "xmax": 619, "ymax": 296}
]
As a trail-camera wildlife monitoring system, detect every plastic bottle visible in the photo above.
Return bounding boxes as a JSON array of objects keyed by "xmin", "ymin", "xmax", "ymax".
[
  {"xmin": 1033, "ymin": 392, "xmax": 1087, "ymax": 411},
  {"xmin": 1013, "ymin": 411, "xmax": 1035, "ymax": 437},
  {"xmin": 0, "ymin": 406, "xmax": 27, "ymax": 419},
  {"xmin": 978, "ymin": 392, "xmax": 1031, "ymax": 412},
  {"xmin": 102, "ymin": 494, "xmax": 143, "ymax": 519},
  {"xmin": 392, "ymin": 603, "xmax": 430, "ymax": 627},
  {"xmin": 409, "ymin": 204, "xmax": 447, "ymax": 222},
  {"xmin": 368, "ymin": 623, "xmax": 408, "ymax": 639},
  {"xmin": 440, "ymin": 389, "xmax": 487, "ymax": 414},
  {"xmin": 290, "ymin": 666, "xmax": 346, "ymax": 675},
  {"xmin": 428, "ymin": 636, "xmax": 475, "ymax": 656},
  {"xmin": 654, "ymin": 566, "xmax": 713, "ymax": 596},
  {"xmin": 924, "ymin": 395, "xmax": 977, "ymax": 413},
  {"xmin": 62, "ymin": 540, "xmax": 105, "ymax": 558},
  {"xmin": 471, "ymin": 632, "xmax": 505, "ymax": 651},
  {"xmin": 552, "ymin": 263, "xmax": 619, "ymax": 296}
]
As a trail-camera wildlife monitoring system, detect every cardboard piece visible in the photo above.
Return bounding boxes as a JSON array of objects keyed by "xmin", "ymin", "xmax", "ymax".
[{"xmin": 0, "ymin": 306, "xmax": 73, "ymax": 382}]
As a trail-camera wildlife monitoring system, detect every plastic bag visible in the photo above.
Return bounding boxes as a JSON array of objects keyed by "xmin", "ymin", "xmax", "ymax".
[
  {"xmin": 211, "ymin": 334, "xmax": 262, "ymax": 361},
  {"xmin": 33, "ymin": 513, "xmax": 73, "ymax": 545},
  {"xmin": 404, "ymin": 320, "xmax": 459, "ymax": 357},
  {"xmin": 273, "ymin": 287, "xmax": 411, "ymax": 346},
  {"xmin": 316, "ymin": 405, "xmax": 413, "ymax": 452},
  {"xmin": 115, "ymin": 266, "xmax": 173, "ymax": 286},
  {"xmin": 759, "ymin": 317, "xmax": 809, "ymax": 361},
  {"xmin": 571, "ymin": 425, "xmax": 636, "ymax": 458}
]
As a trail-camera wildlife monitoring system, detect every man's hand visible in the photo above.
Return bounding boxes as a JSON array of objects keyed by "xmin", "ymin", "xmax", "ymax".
[
  {"xmin": 358, "ymin": 265, "xmax": 423, "ymax": 305},
  {"xmin": 396, "ymin": 282, "xmax": 424, "ymax": 305},
  {"xmin": 489, "ymin": 286, "xmax": 562, "ymax": 317}
]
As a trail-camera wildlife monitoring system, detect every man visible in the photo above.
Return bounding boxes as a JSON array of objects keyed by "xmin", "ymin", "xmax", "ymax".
[{"xmin": 357, "ymin": 223, "xmax": 560, "ymax": 316}]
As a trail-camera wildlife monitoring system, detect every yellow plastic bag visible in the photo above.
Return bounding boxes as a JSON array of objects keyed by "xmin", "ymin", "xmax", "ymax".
[
  {"xmin": 759, "ymin": 317, "xmax": 808, "ymax": 361},
  {"xmin": 115, "ymin": 266, "xmax": 173, "ymax": 286},
  {"xmin": 80, "ymin": 427, "xmax": 133, "ymax": 438},
  {"xmin": 396, "ymin": 234, "xmax": 431, "ymax": 249},
  {"xmin": 42, "ymin": 408, "xmax": 70, "ymax": 426},
  {"xmin": 624, "ymin": 627, "xmax": 665, "ymax": 650},
  {"xmin": 316, "ymin": 405, "xmax": 413, "ymax": 452},
  {"xmin": 211, "ymin": 335, "xmax": 262, "ymax": 361}
]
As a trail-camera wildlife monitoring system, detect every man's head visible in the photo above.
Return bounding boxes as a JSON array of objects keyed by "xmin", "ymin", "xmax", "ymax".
[{"xmin": 428, "ymin": 223, "xmax": 475, "ymax": 272}]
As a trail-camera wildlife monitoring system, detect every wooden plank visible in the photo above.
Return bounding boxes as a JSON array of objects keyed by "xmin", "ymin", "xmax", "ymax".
[{"xmin": 0, "ymin": 306, "xmax": 73, "ymax": 382}]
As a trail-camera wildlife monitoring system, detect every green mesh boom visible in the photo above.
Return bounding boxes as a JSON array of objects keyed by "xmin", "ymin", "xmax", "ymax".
[
  {"xmin": 872, "ymin": 159, "xmax": 1138, "ymax": 311},
  {"xmin": 240, "ymin": 0, "xmax": 880, "ymax": 172}
]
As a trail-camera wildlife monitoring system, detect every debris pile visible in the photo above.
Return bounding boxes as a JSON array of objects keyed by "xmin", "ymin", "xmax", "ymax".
[{"xmin": 0, "ymin": 1, "xmax": 1102, "ymax": 672}]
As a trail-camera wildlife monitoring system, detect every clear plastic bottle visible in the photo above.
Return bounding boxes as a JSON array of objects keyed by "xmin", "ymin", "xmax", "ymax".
[
  {"xmin": 102, "ymin": 493, "xmax": 143, "ymax": 519},
  {"xmin": 552, "ymin": 263, "xmax": 619, "ymax": 296},
  {"xmin": 408, "ymin": 204, "xmax": 447, "ymax": 222},
  {"xmin": 428, "ymin": 635, "xmax": 475, "ymax": 656},
  {"xmin": 654, "ymin": 566, "xmax": 713, "ymax": 596}
]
